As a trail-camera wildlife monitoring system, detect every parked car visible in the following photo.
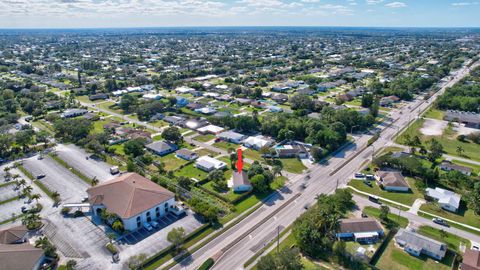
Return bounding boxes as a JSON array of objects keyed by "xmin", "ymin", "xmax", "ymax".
[
  {"xmin": 365, "ymin": 174, "xmax": 375, "ymax": 180},
  {"xmin": 36, "ymin": 174, "xmax": 46, "ymax": 180},
  {"xmin": 368, "ymin": 195, "xmax": 381, "ymax": 204},
  {"xmin": 361, "ymin": 212, "xmax": 368, "ymax": 218},
  {"xmin": 150, "ymin": 221, "xmax": 159, "ymax": 228},
  {"xmin": 143, "ymin": 222, "xmax": 153, "ymax": 231},
  {"xmin": 355, "ymin": 173, "xmax": 365, "ymax": 178},
  {"xmin": 363, "ymin": 181, "xmax": 373, "ymax": 187},
  {"xmin": 432, "ymin": 217, "xmax": 449, "ymax": 227}
]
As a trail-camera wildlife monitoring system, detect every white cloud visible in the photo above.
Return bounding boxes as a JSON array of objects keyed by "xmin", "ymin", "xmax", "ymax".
[
  {"xmin": 366, "ymin": 0, "xmax": 384, "ymax": 4},
  {"xmin": 385, "ymin": 1, "xmax": 406, "ymax": 8},
  {"xmin": 451, "ymin": 2, "xmax": 479, "ymax": 6}
]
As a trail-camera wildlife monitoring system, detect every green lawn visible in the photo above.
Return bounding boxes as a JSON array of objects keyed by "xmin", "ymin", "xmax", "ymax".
[
  {"xmin": 194, "ymin": 134, "xmax": 216, "ymax": 143},
  {"xmin": 348, "ymin": 178, "xmax": 423, "ymax": 206},
  {"xmin": 362, "ymin": 206, "xmax": 409, "ymax": 228},
  {"xmin": 109, "ymin": 144, "xmax": 125, "ymax": 156},
  {"xmin": 417, "ymin": 226, "xmax": 469, "ymax": 253},
  {"xmin": 243, "ymin": 149, "xmax": 263, "ymax": 161},
  {"xmin": 375, "ymin": 239, "xmax": 455, "ymax": 270},
  {"xmin": 174, "ymin": 163, "xmax": 208, "ymax": 180},
  {"xmin": 280, "ymin": 158, "xmax": 307, "ymax": 174},
  {"xmin": 213, "ymin": 141, "xmax": 238, "ymax": 152},
  {"xmin": 149, "ymin": 120, "xmax": 168, "ymax": 128},
  {"xmin": 423, "ymin": 108, "xmax": 445, "ymax": 120},
  {"xmin": 397, "ymin": 118, "xmax": 480, "ymax": 162},
  {"xmin": 420, "ymin": 203, "xmax": 480, "ymax": 230},
  {"xmin": 201, "ymin": 181, "xmax": 246, "ymax": 202},
  {"xmin": 194, "ymin": 148, "xmax": 220, "ymax": 157},
  {"xmin": 154, "ymin": 153, "xmax": 188, "ymax": 171},
  {"xmin": 97, "ymin": 101, "xmax": 124, "ymax": 114}
]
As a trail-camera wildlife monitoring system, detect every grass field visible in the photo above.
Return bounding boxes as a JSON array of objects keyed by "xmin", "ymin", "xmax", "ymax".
[
  {"xmin": 194, "ymin": 148, "xmax": 220, "ymax": 157},
  {"xmin": 396, "ymin": 118, "xmax": 480, "ymax": 162},
  {"xmin": 362, "ymin": 206, "xmax": 409, "ymax": 228},
  {"xmin": 97, "ymin": 101, "xmax": 124, "ymax": 114},
  {"xmin": 375, "ymin": 241, "xmax": 455, "ymax": 270},
  {"xmin": 280, "ymin": 158, "xmax": 307, "ymax": 174},
  {"xmin": 420, "ymin": 203, "xmax": 480, "ymax": 230},
  {"xmin": 423, "ymin": 108, "xmax": 445, "ymax": 120},
  {"xmin": 174, "ymin": 163, "xmax": 208, "ymax": 180},
  {"xmin": 193, "ymin": 134, "xmax": 215, "ymax": 143},
  {"xmin": 348, "ymin": 178, "xmax": 423, "ymax": 206},
  {"xmin": 154, "ymin": 153, "xmax": 188, "ymax": 171},
  {"xmin": 213, "ymin": 141, "xmax": 238, "ymax": 152}
]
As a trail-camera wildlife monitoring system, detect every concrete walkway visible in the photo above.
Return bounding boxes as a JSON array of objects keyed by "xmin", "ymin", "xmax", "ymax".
[{"xmin": 408, "ymin": 199, "xmax": 426, "ymax": 215}]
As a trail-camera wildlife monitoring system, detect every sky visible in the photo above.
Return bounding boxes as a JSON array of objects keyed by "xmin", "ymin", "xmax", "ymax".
[{"xmin": 0, "ymin": 0, "xmax": 479, "ymax": 28}]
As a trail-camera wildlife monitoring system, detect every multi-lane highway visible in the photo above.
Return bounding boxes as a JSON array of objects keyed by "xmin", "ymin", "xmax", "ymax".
[{"xmin": 166, "ymin": 60, "xmax": 480, "ymax": 270}]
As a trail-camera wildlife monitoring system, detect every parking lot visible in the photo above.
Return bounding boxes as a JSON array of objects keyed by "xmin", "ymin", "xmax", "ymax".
[
  {"xmin": 0, "ymin": 199, "xmax": 29, "ymax": 223},
  {"xmin": 0, "ymin": 183, "xmax": 20, "ymax": 202},
  {"xmin": 23, "ymin": 155, "xmax": 89, "ymax": 202},
  {"xmin": 116, "ymin": 210, "xmax": 204, "ymax": 264},
  {"xmin": 55, "ymin": 144, "xmax": 115, "ymax": 182}
]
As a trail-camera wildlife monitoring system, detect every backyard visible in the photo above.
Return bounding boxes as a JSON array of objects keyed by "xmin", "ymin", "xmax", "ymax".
[{"xmin": 349, "ymin": 177, "xmax": 423, "ymax": 206}]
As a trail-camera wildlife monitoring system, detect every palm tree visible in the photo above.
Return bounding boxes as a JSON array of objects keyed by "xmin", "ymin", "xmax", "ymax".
[
  {"xmin": 18, "ymin": 179, "xmax": 27, "ymax": 188},
  {"xmin": 31, "ymin": 193, "xmax": 41, "ymax": 204},
  {"xmin": 51, "ymin": 191, "xmax": 61, "ymax": 205},
  {"xmin": 91, "ymin": 177, "xmax": 99, "ymax": 187},
  {"xmin": 22, "ymin": 186, "xmax": 33, "ymax": 197},
  {"xmin": 456, "ymin": 146, "xmax": 464, "ymax": 157},
  {"xmin": 272, "ymin": 165, "xmax": 282, "ymax": 177}
]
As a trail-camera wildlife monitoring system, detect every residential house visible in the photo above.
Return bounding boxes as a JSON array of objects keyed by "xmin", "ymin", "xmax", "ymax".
[
  {"xmin": 229, "ymin": 170, "xmax": 252, "ymax": 193},
  {"xmin": 394, "ymin": 229, "xmax": 447, "ymax": 260},
  {"xmin": 271, "ymin": 94, "xmax": 288, "ymax": 104},
  {"xmin": 163, "ymin": 115, "xmax": 185, "ymax": 125},
  {"xmin": 439, "ymin": 160, "xmax": 472, "ymax": 176},
  {"xmin": 425, "ymin": 187, "xmax": 461, "ymax": 212},
  {"xmin": 197, "ymin": 124, "xmax": 225, "ymax": 135},
  {"xmin": 176, "ymin": 148, "xmax": 199, "ymax": 161},
  {"xmin": 336, "ymin": 218, "xmax": 384, "ymax": 244},
  {"xmin": 183, "ymin": 119, "xmax": 208, "ymax": 130},
  {"xmin": 218, "ymin": 131, "xmax": 247, "ymax": 144},
  {"xmin": 175, "ymin": 86, "xmax": 195, "ymax": 94},
  {"xmin": 380, "ymin": 95, "xmax": 400, "ymax": 107},
  {"xmin": 61, "ymin": 108, "xmax": 88, "ymax": 118},
  {"xmin": 175, "ymin": 96, "xmax": 189, "ymax": 107},
  {"xmin": 376, "ymin": 170, "xmax": 410, "ymax": 192},
  {"xmin": 186, "ymin": 102, "xmax": 205, "ymax": 111},
  {"xmin": 195, "ymin": 156, "xmax": 227, "ymax": 172},
  {"xmin": 89, "ymin": 93, "xmax": 109, "ymax": 101},
  {"xmin": 461, "ymin": 249, "xmax": 480, "ymax": 270},
  {"xmin": 275, "ymin": 143, "xmax": 309, "ymax": 158},
  {"xmin": 146, "ymin": 141, "xmax": 178, "ymax": 156},
  {"xmin": 87, "ymin": 173, "xmax": 182, "ymax": 231},
  {"xmin": 194, "ymin": 107, "xmax": 217, "ymax": 115},
  {"xmin": 444, "ymin": 110, "xmax": 480, "ymax": 129},
  {"xmin": 243, "ymin": 135, "xmax": 274, "ymax": 150},
  {"xmin": 271, "ymin": 85, "xmax": 290, "ymax": 92}
]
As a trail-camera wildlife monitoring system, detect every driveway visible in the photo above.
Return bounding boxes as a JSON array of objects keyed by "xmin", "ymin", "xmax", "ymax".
[
  {"xmin": 55, "ymin": 144, "xmax": 115, "ymax": 183},
  {"xmin": 23, "ymin": 156, "xmax": 89, "ymax": 202}
]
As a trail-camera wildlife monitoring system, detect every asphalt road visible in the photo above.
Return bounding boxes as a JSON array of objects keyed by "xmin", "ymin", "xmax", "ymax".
[{"xmin": 167, "ymin": 60, "xmax": 480, "ymax": 270}]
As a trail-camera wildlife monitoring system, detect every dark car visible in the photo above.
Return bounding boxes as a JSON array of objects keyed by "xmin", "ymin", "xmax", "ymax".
[
  {"xmin": 36, "ymin": 174, "xmax": 46, "ymax": 180},
  {"xmin": 432, "ymin": 217, "xmax": 449, "ymax": 227}
]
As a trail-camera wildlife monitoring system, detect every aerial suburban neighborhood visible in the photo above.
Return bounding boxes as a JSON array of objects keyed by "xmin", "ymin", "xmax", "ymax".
[{"xmin": 1, "ymin": 2, "xmax": 480, "ymax": 270}]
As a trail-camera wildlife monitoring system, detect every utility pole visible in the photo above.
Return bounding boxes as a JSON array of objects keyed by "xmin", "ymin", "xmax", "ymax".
[{"xmin": 336, "ymin": 178, "xmax": 339, "ymax": 190}]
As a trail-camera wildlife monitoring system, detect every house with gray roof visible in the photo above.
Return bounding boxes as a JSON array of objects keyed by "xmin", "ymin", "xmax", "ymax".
[
  {"xmin": 218, "ymin": 131, "xmax": 247, "ymax": 144},
  {"xmin": 376, "ymin": 169, "xmax": 410, "ymax": 192},
  {"xmin": 394, "ymin": 229, "xmax": 447, "ymax": 260},
  {"xmin": 440, "ymin": 160, "xmax": 472, "ymax": 176},
  {"xmin": 61, "ymin": 108, "xmax": 88, "ymax": 118},
  {"xmin": 146, "ymin": 141, "xmax": 178, "ymax": 156},
  {"xmin": 425, "ymin": 187, "xmax": 461, "ymax": 212}
]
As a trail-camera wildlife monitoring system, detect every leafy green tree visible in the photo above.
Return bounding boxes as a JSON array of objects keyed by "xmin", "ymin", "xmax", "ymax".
[
  {"xmin": 427, "ymin": 138, "xmax": 443, "ymax": 162},
  {"xmin": 167, "ymin": 227, "xmax": 186, "ymax": 251},
  {"xmin": 250, "ymin": 174, "xmax": 270, "ymax": 193},
  {"xmin": 468, "ymin": 182, "xmax": 480, "ymax": 215},
  {"xmin": 161, "ymin": 126, "xmax": 182, "ymax": 144},
  {"xmin": 123, "ymin": 138, "xmax": 145, "ymax": 157},
  {"xmin": 379, "ymin": 205, "xmax": 390, "ymax": 223}
]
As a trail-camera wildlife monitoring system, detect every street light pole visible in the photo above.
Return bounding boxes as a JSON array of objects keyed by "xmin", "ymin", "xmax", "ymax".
[{"xmin": 277, "ymin": 226, "xmax": 280, "ymax": 253}]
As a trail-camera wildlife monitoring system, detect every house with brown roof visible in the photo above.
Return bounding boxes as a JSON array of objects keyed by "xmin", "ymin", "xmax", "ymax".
[
  {"xmin": 87, "ymin": 173, "xmax": 181, "ymax": 231},
  {"xmin": 376, "ymin": 169, "xmax": 410, "ymax": 192},
  {"xmin": 336, "ymin": 218, "xmax": 384, "ymax": 244},
  {"xmin": 0, "ymin": 225, "xmax": 28, "ymax": 244},
  {"xmin": 0, "ymin": 243, "xmax": 44, "ymax": 270},
  {"xmin": 462, "ymin": 249, "xmax": 480, "ymax": 270}
]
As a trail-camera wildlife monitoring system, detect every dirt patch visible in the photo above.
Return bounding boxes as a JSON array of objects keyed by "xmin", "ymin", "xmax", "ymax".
[{"xmin": 420, "ymin": 119, "xmax": 447, "ymax": 136}]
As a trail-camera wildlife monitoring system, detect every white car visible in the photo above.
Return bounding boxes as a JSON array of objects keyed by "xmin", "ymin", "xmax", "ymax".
[{"xmin": 143, "ymin": 222, "xmax": 153, "ymax": 231}]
